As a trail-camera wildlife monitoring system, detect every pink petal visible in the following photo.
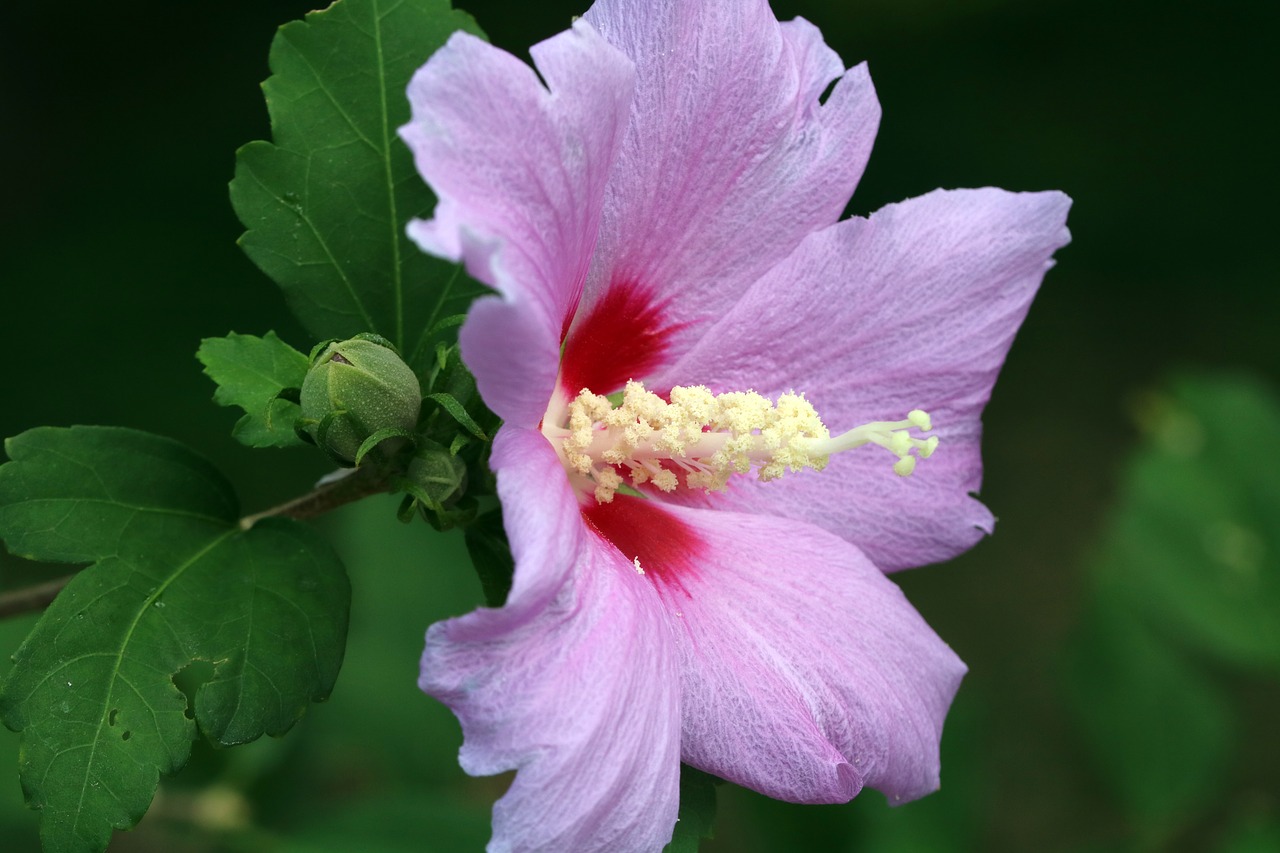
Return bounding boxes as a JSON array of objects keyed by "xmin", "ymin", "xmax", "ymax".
[
  {"xmin": 422, "ymin": 440, "xmax": 681, "ymax": 852},
  {"xmin": 399, "ymin": 25, "xmax": 634, "ymax": 424},
  {"xmin": 568, "ymin": 0, "xmax": 881, "ymax": 377},
  {"xmin": 486, "ymin": 428, "xmax": 585, "ymax": 619},
  {"xmin": 585, "ymin": 496, "xmax": 965, "ymax": 804},
  {"xmin": 657, "ymin": 188, "xmax": 1072, "ymax": 570}
]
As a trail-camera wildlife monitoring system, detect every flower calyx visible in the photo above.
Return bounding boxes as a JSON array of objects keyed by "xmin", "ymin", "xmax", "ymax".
[
  {"xmin": 390, "ymin": 439, "xmax": 477, "ymax": 531},
  {"xmin": 397, "ymin": 340, "xmax": 503, "ymax": 531}
]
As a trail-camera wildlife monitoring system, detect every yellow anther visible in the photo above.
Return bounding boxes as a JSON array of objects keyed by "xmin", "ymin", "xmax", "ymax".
[
  {"xmin": 593, "ymin": 467, "xmax": 622, "ymax": 503},
  {"xmin": 651, "ymin": 468, "xmax": 679, "ymax": 492}
]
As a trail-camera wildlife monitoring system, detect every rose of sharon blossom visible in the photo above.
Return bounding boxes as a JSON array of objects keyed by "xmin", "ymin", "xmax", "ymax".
[{"xmin": 400, "ymin": 0, "xmax": 1070, "ymax": 849}]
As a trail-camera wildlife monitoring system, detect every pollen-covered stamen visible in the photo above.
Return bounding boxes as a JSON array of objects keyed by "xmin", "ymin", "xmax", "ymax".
[{"xmin": 549, "ymin": 380, "xmax": 940, "ymax": 502}]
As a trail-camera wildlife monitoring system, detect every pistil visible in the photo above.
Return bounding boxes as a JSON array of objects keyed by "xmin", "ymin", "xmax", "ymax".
[{"xmin": 804, "ymin": 411, "xmax": 939, "ymax": 477}]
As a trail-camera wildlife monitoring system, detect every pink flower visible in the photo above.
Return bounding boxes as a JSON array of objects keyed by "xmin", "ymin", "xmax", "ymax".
[{"xmin": 400, "ymin": 1, "xmax": 1070, "ymax": 850}]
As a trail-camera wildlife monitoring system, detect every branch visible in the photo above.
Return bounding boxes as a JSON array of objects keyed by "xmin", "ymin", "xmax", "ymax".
[
  {"xmin": 0, "ymin": 466, "xmax": 390, "ymax": 620},
  {"xmin": 237, "ymin": 464, "xmax": 390, "ymax": 530}
]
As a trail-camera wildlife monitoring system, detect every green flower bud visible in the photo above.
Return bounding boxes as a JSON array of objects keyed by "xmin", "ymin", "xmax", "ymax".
[{"xmin": 299, "ymin": 335, "xmax": 421, "ymax": 465}]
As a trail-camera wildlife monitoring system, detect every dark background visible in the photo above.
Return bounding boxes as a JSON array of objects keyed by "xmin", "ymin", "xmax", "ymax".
[{"xmin": 1, "ymin": 1, "xmax": 1276, "ymax": 850}]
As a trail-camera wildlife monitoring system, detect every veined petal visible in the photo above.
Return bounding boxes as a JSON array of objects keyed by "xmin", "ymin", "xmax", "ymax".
[
  {"xmin": 587, "ymin": 499, "xmax": 965, "ymax": 804},
  {"xmin": 400, "ymin": 24, "xmax": 634, "ymax": 424},
  {"xmin": 658, "ymin": 188, "xmax": 1072, "ymax": 570},
  {"xmin": 422, "ymin": 489, "xmax": 681, "ymax": 852},
  {"xmin": 568, "ymin": 0, "xmax": 881, "ymax": 379}
]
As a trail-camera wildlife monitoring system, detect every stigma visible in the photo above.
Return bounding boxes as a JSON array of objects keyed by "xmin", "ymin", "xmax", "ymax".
[{"xmin": 544, "ymin": 381, "xmax": 938, "ymax": 504}]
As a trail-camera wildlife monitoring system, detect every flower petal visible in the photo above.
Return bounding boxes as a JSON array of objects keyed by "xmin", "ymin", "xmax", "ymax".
[
  {"xmin": 422, "ymin": 448, "xmax": 681, "ymax": 851},
  {"xmin": 400, "ymin": 24, "xmax": 634, "ymax": 424},
  {"xmin": 592, "ymin": 499, "xmax": 966, "ymax": 804},
  {"xmin": 658, "ymin": 188, "xmax": 1072, "ymax": 570},
  {"xmin": 486, "ymin": 427, "xmax": 585, "ymax": 619},
  {"xmin": 572, "ymin": 0, "xmax": 881, "ymax": 365}
]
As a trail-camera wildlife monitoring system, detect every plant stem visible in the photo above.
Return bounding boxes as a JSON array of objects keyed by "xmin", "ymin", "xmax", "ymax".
[
  {"xmin": 236, "ymin": 465, "xmax": 390, "ymax": 530},
  {"xmin": 0, "ymin": 466, "xmax": 390, "ymax": 620}
]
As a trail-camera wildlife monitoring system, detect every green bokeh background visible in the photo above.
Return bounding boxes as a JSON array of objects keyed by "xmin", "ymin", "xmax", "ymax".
[{"xmin": 1, "ymin": 0, "xmax": 1276, "ymax": 850}]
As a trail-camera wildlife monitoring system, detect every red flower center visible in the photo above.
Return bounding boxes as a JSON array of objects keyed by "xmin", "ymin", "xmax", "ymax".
[{"xmin": 559, "ymin": 279, "xmax": 686, "ymax": 399}]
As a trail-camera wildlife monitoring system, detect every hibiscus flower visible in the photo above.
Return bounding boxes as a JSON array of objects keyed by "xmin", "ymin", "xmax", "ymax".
[{"xmin": 399, "ymin": 1, "xmax": 1071, "ymax": 850}]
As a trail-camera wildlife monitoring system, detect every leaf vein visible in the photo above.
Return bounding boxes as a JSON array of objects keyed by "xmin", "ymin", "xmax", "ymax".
[
  {"xmin": 372, "ymin": 0, "xmax": 405, "ymax": 348},
  {"xmin": 71, "ymin": 530, "xmax": 233, "ymax": 838},
  {"xmin": 244, "ymin": 160, "xmax": 377, "ymax": 330},
  {"xmin": 15, "ymin": 497, "xmax": 230, "ymax": 527}
]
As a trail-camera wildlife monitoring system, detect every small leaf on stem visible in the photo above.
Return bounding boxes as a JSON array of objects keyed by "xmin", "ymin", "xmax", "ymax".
[{"xmin": 197, "ymin": 331, "xmax": 310, "ymax": 448}]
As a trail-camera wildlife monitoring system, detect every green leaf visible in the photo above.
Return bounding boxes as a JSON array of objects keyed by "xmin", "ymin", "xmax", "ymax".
[
  {"xmin": 0, "ymin": 426, "xmax": 238, "ymax": 564},
  {"xmin": 1104, "ymin": 374, "xmax": 1280, "ymax": 669},
  {"xmin": 0, "ymin": 427, "xmax": 349, "ymax": 853},
  {"xmin": 230, "ymin": 0, "xmax": 488, "ymax": 373},
  {"xmin": 663, "ymin": 765, "xmax": 718, "ymax": 852},
  {"xmin": 197, "ymin": 331, "xmax": 310, "ymax": 448},
  {"xmin": 462, "ymin": 511, "xmax": 512, "ymax": 608}
]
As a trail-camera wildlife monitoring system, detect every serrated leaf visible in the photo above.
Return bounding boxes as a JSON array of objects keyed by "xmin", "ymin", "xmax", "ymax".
[
  {"xmin": 231, "ymin": 0, "xmax": 488, "ymax": 373},
  {"xmin": 664, "ymin": 765, "xmax": 718, "ymax": 852},
  {"xmin": 0, "ymin": 427, "xmax": 349, "ymax": 853},
  {"xmin": 197, "ymin": 331, "xmax": 310, "ymax": 448}
]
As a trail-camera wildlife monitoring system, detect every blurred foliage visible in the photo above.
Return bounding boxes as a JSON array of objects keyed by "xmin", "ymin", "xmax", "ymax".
[
  {"xmin": 1103, "ymin": 377, "xmax": 1280, "ymax": 670},
  {"xmin": 1, "ymin": 0, "xmax": 1276, "ymax": 851},
  {"xmin": 1061, "ymin": 375, "xmax": 1280, "ymax": 849},
  {"xmin": 1066, "ymin": 598, "xmax": 1233, "ymax": 834}
]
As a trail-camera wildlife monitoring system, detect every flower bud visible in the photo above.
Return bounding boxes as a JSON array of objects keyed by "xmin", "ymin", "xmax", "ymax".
[
  {"xmin": 405, "ymin": 443, "xmax": 468, "ymax": 507},
  {"xmin": 299, "ymin": 335, "xmax": 421, "ymax": 464}
]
